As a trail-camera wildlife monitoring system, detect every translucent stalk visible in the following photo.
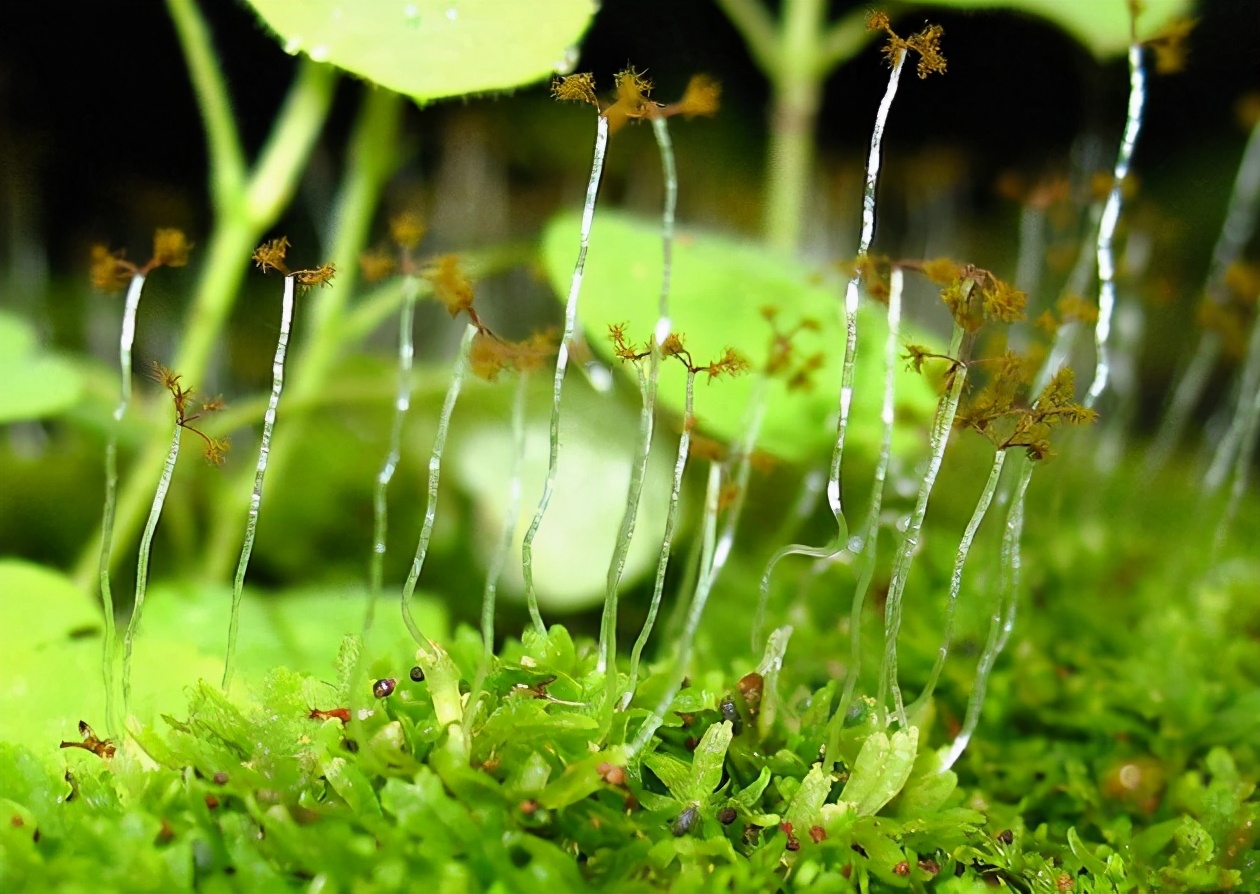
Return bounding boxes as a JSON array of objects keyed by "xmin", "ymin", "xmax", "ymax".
[
  {"xmin": 365, "ymin": 274, "xmax": 420, "ymax": 636},
  {"xmin": 1213, "ymin": 377, "xmax": 1260, "ymax": 557},
  {"xmin": 400, "ymin": 323, "xmax": 476, "ymax": 646},
  {"xmin": 600, "ymin": 361, "xmax": 656, "ymax": 683},
  {"xmin": 624, "ymin": 368, "xmax": 695, "ymax": 705},
  {"xmin": 223, "ymin": 273, "xmax": 296, "ymax": 690},
  {"xmin": 711, "ymin": 375, "xmax": 769, "ymax": 581},
  {"xmin": 1149, "ymin": 119, "xmax": 1260, "ymax": 472},
  {"xmin": 99, "ymin": 271, "xmax": 146, "ymax": 736},
  {"xmin": 466, "ymin": 371, "xmax": 531, "ymax": 724},
  {"xmin": 482, "ymin": 373, "xmax": 530, "ymax": 667},
  {"xmin": 1206, "ymin": 296, "xmax": 1260, "ymax": 492},
  {"xmin": 877, "ymin": 324, "xmax": 967, "ymax": 729},
  {"xmin": 908, "ymin": 447, "xmax": 1006, "ymax": 718},
  {"xmin": 605, "ymin": 111, "xmax": 678, "ymax": 701},
  {"xmin": 629, "ymin": 460, "xmax": 722, "ymax": 759},
  {"xmin": 521, "ymin": 114, "xmax": 611, "ymax": 635},
  {"xmin": 1085, "ymin": 41, "xmax": 1147, "ymax": 409},
  {"xmin": 943, "ymin": 457, "xmax": 1034, "ymax": 770},
  {"xmin": 122, "ymin": 421, "xmax": 182, "ymax": 723},
  {"xmin": 753, "ymin": 48, "xmax": 907, "ymax": 649},
  {"xmin": 826, "ymin": 266, "xmax": 903, "ymax": 762}
]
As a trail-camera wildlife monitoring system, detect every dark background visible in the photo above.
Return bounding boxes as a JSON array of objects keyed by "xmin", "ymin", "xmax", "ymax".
[{"xmin": 1, "ymin": 1, "xmax": 1257, "ymax": 275}]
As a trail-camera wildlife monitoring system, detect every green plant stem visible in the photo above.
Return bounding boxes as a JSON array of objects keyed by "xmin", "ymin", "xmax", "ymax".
[
  {"xmin": 717, "ymin": 0, "xmax": 870, "ymax": 253},
  {"xmin": 72, "ymin": 53, "xmax": 336, "ymax": 593},
  {"xmin": 825, "ymin": 264, "xmax": 902, "ymax": 766},
  {"xmin": 601, "ymin": 361, "xmax": 656, "ymax": 686},
  {"xmin": 753, "ymin": 46, "xmax": 908, "ymax": 650},
  {"xmin": 223, "ymin": 273, "xmax": 297, "ymax": 691},
  {"xmin": 482, "ymin": 373, "xmax": 530, "ymax": 667},
  {"xmin": 205, "ymin": 85, "xmax": 404, "ymax": 580},
  {"xmin": 877, "ymin": 324, "xmax": 968, "ymax": 730},
  {"xmin": 944, "ymin": 456, "xmax": 1034, "ymax": 770},
  {"xmin": 711, "ymin": 375, "xmax": 769, "ymax": 582},
  {"xmin": 98, "ymin": 272, "xmax": 147, "ymax": 737},
  {"xmin": 910, "ymin": 447, "xmax": 1007, "ymax": 717},
  {"xmin": 624, "ymin": 367, "xmax": 694, "ymax": 708},
  {"xmin": 521, "ymin": 113, "xmax": 610, "ymax": 635},
  {"xmin": 165, "ymin": 0, "xmax": 246, "ymax": 204},
  {"xmin": 630, "ymin": 460, "xmax": 723, "ymax": 760},
  {"xmin": 401, "ymin": 324, "xmax": 476, "ymax": 647},
  {"xmin": 122, "ymin": 422, "xmax": 182, "ymax": 724},
  {"xmin": 363, "ymin": 273, "xmax": 420, "ymax": 646}
]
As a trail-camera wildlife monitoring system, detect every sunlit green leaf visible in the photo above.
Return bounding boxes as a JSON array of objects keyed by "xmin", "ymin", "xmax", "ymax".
[{"xmin": 243, "ymin": 0, "xmax": 597, "ymax": 104}]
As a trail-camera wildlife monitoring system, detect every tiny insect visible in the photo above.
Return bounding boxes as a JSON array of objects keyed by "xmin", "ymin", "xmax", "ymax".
[
  {"xmin": 373, "ymin": 678, "xmax": 397, "ymax": 699},
  {"xmin": 409, "ymin": 665, "xmax": 425, "ymax": 682},
  {"xmin": 308, "ymin": 707, "xmax": 351, "ymax": 724},
  {"xmin": 59, "ymin": 720, "xmax": 115, "ymax": 759}
]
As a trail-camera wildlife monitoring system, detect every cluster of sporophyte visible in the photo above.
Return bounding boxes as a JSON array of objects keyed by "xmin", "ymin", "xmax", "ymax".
[{"xmin": 33, "ymin": 3, "xmax": 1260, "ymax": 891}]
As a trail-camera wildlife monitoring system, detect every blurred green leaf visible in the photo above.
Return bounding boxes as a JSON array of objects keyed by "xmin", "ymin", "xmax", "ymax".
[
  {"xmin": 542, "ymin": 210, "xmax": 938, "ymax": 464},
  {"xmin": 0, "ymin": 313, "xmax": 84, "ymax": 423},
  {"xmin": 244, "ymin": 0, "xmax": 596, "ymax": 104},
  {"xmin": 922, "ymin": 0, "xmax": 1191, "ymax": 58}
]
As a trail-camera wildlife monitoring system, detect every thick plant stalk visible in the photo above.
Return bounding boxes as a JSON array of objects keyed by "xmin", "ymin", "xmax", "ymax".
[
  {"xmin": 1085, "ymin": 40, "xmax": 1147, "ymax": 409},
  {"xmin": 366, "ymin": 274, "xmax": 420, "ymax": 634},
  {"xmin": 99, "ymin": 271, "xmax": 146, "ymax": 736},
  {"xmin": 401, "ymin": 324, "xmax": 477, "ymax": 646},
  {"xmin": 1148, "ymin": 119, "xmax": 1260, "ymax": 472},
  {"xmin": 223, "ymin": 274, "xmax": 296, "ymax": 690},
  {"xmin": 521, "ymin": 114, "xmax": 610, "ymax": 635},
  {"xmin": 825, "ymin": 265, "xmax": 903, "ymax": 762},
  {"xmin": 754, "ymin": 46, "xmax": 908, "ymax": 649},
  {"xmin": 943, "ymin": 457, "xmax": 1035, "ymax": 770},
  {"xmin": 122, "ymin": 422, "xmax": 182, "ymax": 722},
  {"xmin": 877, "ymin": 324, "xmax": 967, "ymax": 729},
  {"xmin": 629, "ymin": 460, "xmax": 723, "ymax": 759},
  {"xmin": 909, "ymin": 448, "xmax": 1007, "ymax": 717},
  {"xmin": 624, "ymin": 368, "xmax": 696, "ymax": 705}
]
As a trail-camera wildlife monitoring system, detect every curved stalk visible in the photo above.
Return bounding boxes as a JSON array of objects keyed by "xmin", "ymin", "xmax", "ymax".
[
  {"xmin": 223, "ymin": 274, "xmax": 296, "ymax": 690},
  {"xmin": 629, "ymin": 460, "xmax": 723, "ymax": 759},
  {"xmin": 122, "ymin": 422, "xmax": 182, "ymax": 723},
  {"xmin": 99, "ymin": 272, "xmax": 147, "ymax": 736},
  {"xmin": 1086, "ymin": 41, "xmax": 1147, "ymax": 408},
  {"xmin": 943, "ymin": 457, "xmax": 1035, "ymax": 770},
  {"xmin": 877, "ymin": 324, "xmax": 967, "ymax": 730},
  {"xmin": 401, "ymin": 324, "xmax": 477, "ymax": 646},
  {"xmin": 624, "ymin": 368, "xmax": 696, "ymax": 706},
  {"xmin": 825, "ymin": 265, "xmax": 902, "ymax": 764},
  {"xmin": 521, "ymin": 114, "xmax": 611, "ymax": 634},
  {"xmin": 754, "ymin": 47, "xmax": 908, "ymax": 650}
]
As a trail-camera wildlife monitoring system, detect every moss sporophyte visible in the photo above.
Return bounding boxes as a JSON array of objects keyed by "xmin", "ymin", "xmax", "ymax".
[{"xmin": 3, "ymin": 1, "xmax": 1259, "ymax": 892}]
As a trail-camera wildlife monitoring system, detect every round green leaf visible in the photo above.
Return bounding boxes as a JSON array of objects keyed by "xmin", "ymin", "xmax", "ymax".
[
  {"xmin": 244, "ymin": 0, "xmax": 597, "ymax": 104},
  {"xmin": 542, "ymin": 209, "xmax": 938, "ymax": 464},
  {"xmin": 0, "ymin": 312, "xmax": 84, "ymax": 423},
  {"xmin": 922, "ymin": 0, "xmax": 1191, "ymax": 57}
]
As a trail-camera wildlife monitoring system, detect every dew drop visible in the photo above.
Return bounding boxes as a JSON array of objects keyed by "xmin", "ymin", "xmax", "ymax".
[
  {"xmin": 310, "ymin": 44, "xmax": 329, "ymax": 62},
  {"xmin": 552, "ymin": 46, "xmax": 580, "ymax": 75},
  {"xmin": 283, "ymin": 36, "xmax": 303, "ymax": 55}
]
